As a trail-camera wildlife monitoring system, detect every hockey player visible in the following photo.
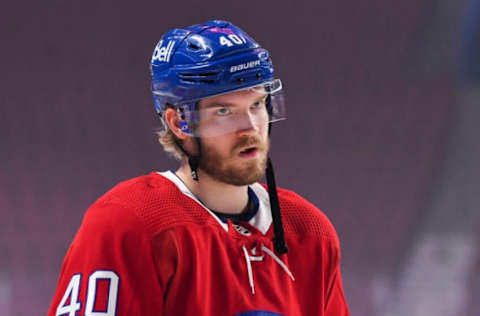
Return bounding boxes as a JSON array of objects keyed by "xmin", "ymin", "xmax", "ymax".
[{"xmin": 48, "ymin": 20, "xmax": 350, "ymax": 316}]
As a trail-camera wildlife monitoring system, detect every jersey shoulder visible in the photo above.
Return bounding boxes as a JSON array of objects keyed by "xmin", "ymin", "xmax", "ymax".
[
  {"xmin": 90, "ymin": 172, "xmax": 216, "ymax": 235},
  {"xmin": 275, "ymin": 186, "xmax": 339, "ymax": 244}
]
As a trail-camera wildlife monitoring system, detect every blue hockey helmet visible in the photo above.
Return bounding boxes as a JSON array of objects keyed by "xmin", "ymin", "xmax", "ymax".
[{"xmin": 150, "ymin": 20, "xmax": 285, "ymax": 136}]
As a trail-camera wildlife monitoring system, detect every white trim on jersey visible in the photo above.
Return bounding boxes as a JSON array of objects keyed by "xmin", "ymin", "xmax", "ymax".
[
  {"xmin": 248, "ymin": 183, "xmax": 272, "ymax": 235},
  {"xmin": 157, "ymin": 171, "xmax": 273, "ymax": 235}
]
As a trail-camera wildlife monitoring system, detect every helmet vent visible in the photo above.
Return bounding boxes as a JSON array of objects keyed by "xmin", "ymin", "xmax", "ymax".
[
  {"xmin": 187, "ymin": 42, "xmax": 201, "ymax": 51},
  {"xmin": 179, "ymin": 71, "xmax": 219, "ymax": 84}
]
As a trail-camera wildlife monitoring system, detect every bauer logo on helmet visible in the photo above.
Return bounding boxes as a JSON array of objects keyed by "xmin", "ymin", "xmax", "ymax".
[{"xmin": 230, "ymin": 60, "xmax": 261, "ymax": 73}]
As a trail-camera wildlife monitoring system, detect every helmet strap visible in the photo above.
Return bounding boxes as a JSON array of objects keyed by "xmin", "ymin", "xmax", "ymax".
[
  {"xmin": 266, "ymin": 156, "xmax": 288, "ymax": 254},
  {"xmin": 173, "ymin": 138, "xmax": 202, "ymax": 181},
  {"xmin": 267, "ymin": 94, "xmax": 273, "ymax": 135},
  {"xmin": 188, "ymin": 155, "xmax": 200, "ymax": 181},
  {"xmin": 266, "ymin": 115, "xmax": 288, "ymax": 254}
]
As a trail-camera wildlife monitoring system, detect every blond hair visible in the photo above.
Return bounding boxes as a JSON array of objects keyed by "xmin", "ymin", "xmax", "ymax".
[{"xmin": 157, "ymin": 128, "xmax": 185, "ymax": 160}]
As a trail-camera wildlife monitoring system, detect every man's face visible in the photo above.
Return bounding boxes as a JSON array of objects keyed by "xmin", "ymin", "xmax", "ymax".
[{"xmin": 195, "ymin": 88, "xmax": 270, "ymax": 186}]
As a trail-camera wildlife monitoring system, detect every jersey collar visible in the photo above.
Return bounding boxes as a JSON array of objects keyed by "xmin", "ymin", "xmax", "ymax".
[{"xmin": 157, "ymin": 170, "xmax": 272, "ymax": 235}]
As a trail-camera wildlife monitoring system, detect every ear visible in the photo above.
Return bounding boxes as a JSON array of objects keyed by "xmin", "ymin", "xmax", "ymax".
[{"xmin": 164, "ymin": 108, "xmax": 188, "ymax": 140}]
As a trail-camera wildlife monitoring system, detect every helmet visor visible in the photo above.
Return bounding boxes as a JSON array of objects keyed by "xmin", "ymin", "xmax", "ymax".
[{"xmin": 177, "ymin": 79, "xmax": 286, "ymax": 137}]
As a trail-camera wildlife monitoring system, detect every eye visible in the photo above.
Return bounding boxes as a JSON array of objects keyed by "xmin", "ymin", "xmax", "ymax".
[
  {"xmin": 215, "ymin": 106, "xmax": 231, "ymax": 116},
  {"xmin": 251, "ymin": 98, "xmax": 266, "ymax": 110}
]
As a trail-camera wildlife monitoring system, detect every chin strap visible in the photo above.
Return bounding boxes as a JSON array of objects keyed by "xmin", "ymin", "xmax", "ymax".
[
  {"xmin": 265, "ymin": 98, "xmax": 287, "ymax": 254},
  {"xmin": 174, "ymin": 138, "xmax": 202, "ymax": 181},
  {"xmin": 188, "ymin": 156, "xmax": 200, "ymax": 181},
  {"xmin": 266, "ymin": 156, "xmax": 288, "ymax": 254}
]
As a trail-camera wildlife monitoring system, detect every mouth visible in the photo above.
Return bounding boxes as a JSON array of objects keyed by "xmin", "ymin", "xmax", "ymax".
[{"xmin": 238, "ymin": 146, "xmax": 259, "ymax": 158}]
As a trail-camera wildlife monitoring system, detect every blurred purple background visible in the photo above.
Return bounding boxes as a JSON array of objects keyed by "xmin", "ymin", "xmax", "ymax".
[{"xmin": 2, "ymin": 0, "xmax": 480, "ymax": 315}]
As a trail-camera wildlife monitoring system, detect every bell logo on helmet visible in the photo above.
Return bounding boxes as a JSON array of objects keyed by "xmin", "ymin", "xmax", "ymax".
[
  {"xmin": 152, "ymin": 40, "xmax": 175, "ymax": 63},
  {"xmin": 230, "ymin": 60, "xmax": 261, "ymax": 73}
]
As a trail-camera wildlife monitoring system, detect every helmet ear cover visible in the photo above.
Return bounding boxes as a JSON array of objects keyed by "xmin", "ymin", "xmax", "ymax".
[{"xmin": 161, "ymin": 105, "xmax": 192, "ymax": 140}]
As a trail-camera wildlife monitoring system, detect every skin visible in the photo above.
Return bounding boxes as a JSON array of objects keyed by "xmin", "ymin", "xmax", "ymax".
[{"xmin": 164, "ymin": 88, "xmax": 270, "ymax": 215}]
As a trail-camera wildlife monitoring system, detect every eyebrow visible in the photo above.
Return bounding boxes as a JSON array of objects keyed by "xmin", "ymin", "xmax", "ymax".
[{"xmin": 202, "ymin": 95, "xmax": 267, "ymax": 109}]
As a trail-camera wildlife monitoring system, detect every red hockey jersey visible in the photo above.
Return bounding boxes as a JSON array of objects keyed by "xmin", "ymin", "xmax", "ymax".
[{"xmin": 48, "ymin": 171, "xmax": 349, "ymax": 316}]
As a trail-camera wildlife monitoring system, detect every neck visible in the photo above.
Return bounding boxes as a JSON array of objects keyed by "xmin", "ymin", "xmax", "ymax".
[{"xmin": 175, "ymin": 163, "xmax": 250, "ymax": 215}]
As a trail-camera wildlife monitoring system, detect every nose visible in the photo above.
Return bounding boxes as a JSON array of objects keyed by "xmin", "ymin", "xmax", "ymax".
[{"xmin": 235, "ymin": 112, "xmax": 259, "ymax": 135}]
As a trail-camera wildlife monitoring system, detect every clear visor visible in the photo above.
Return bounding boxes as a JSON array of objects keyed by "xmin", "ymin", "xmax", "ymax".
[{"xmin": 177, "ymin": 79, "xmax": 286, "ymax": 138}]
